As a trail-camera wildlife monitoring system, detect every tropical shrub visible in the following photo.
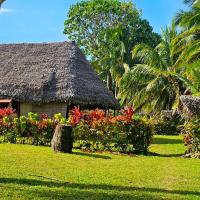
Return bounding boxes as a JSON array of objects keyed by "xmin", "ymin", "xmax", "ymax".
[
  {"xmin": 153, "ymin": 112, "xmax": 183, "ymax": 135},
  {"xmin": 0, "ymin": 108, "xmax": 15, "ymax": 118},
  {"xmin": 0, "ymin": 107, "xmax": 153, "ymax": 154},
  {"xmin": 73, "ymin": 107, "xmax": 153, "ymax": 153},
  {"xmin": 182, "ymin": 118, "xmax": 200, "ymax": 153},
  {"xmin": 0, "ymin": 110, "xmax": 58, "ymax": 145}
]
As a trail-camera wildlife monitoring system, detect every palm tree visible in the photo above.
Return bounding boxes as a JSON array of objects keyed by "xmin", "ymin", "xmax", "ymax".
[
  {"xmin": 119, "ymin": 24, "xmax": 200, "ymax": 112},
  {"xmin": 179, "ymin": 59, "xmax": 200, "ymax": 96},
  {"xmin": 174, "ymin": 0, "xmax": 200, "ymax": 96},
  {"xmin": 174, "ymin": 0, "xmax": 200, "ymax": 29}
]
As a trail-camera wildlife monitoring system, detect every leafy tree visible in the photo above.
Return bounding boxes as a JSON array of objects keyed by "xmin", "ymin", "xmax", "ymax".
[
  {"xmin": 119, "ymin": 24, "xmax": 200, "ymax": 112},
  {"xmin": 64, "ymin": 0, "xmax": 161, "ymax": 92}
]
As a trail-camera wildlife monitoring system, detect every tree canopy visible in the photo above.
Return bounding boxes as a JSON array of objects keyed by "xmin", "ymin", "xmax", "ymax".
[
  {"xmin": 64, "ymin": 0, "xmax": 199, "ymax": 113},
  {"xmin": 64, "ymin": 0, "xmax": 161, "ymax": 92}
]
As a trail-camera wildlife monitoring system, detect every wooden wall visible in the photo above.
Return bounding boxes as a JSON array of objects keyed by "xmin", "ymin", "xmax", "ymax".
[
  {"xmin": 32, "ymin": 103, "xmax": 66, "ymax": 118},
  {"xmin": 20, "ymin": 103, "xmax": 32, "ymax": 116},
  {"xmin": 20, "ymin": 102, "xmax": 67, "ymax": 117}
]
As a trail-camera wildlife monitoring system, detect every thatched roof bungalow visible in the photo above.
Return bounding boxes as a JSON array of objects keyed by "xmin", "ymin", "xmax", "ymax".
[
  {"xmin": 0, "ymin": 41, "xmax": 119, "ymax": 117},
  {"xmin": 180, "ymin": 95, "xmax": 200, "ymax": 117}
]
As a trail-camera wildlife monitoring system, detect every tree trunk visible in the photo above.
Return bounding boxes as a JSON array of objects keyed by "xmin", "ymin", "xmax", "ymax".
[
  {"xmin": 107, "ymin": 72, "xmax": 112, "ymax": 91},
  {"xmin": 51, "ymin": 124, "xmax": 73, "ymax": 153}
]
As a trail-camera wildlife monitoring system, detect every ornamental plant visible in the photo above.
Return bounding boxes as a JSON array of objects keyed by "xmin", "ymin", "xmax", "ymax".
[
  {"xmin": 70, "ymin": 106, "xmax": 84, "ymax": 127},
  {"xmin": 0, "ymin": 112, "xmax": 59, "ymax": 145},
  {"xmin": 0, "ymin": 108, "xmax": 15, "ymax": 118},
  {"xmin": 73, "ymin": 106, "xmax": 152, "ymax": 153},
  {"xmin": 182, "ymin": 118, "xmax": 200, "ymax": 153}
]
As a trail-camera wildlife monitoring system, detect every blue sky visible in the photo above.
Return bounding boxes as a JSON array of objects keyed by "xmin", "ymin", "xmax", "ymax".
[{"xmin": 0, "ymin": 0, "xmax": 188, "ymax": 44}]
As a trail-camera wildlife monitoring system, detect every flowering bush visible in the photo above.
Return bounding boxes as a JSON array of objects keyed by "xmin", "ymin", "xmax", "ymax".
[
  {"xmin": 0, "ymin": 108, "xmax": 15, "ymax": 118},
  {"xmin": 73, "ymin": 107, "xmax": 153, "ymax": 153},
  {"xmin": 182, "ymin": 119, "xmax": 200, "ymax": 154},
  {"xmin": 0, "ymin": 112, "xmax": 59, "ymax": 145},
  {"xmin": 0, "ymin": 106, "xmax": 153, "ymax": 154}
]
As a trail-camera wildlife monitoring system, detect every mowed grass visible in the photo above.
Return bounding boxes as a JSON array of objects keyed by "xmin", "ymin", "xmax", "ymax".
[{"xmin": 0, "ymin": 135, "xmax": 200, "ymax": 200}]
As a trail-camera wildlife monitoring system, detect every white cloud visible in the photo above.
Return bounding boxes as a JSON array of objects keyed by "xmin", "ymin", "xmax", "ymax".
[{"xmin": 0, "ymin": 8, "xmax": 13, "ymax": 14}]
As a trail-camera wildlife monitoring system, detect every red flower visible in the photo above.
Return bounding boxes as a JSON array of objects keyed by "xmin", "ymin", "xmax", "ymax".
[
  {"xmin": 110, "ymin": 107, "xmax": 134, "ymax": 124},
  {"xmin": 70, "ymin": 106, "xmax": 83, "ymax": 127},
  {"xmin": 41, "ymin": 113, "xmax": 48, "ymax": 120},
  {"xmin": 0, "ymin": 108, "xmax": 15, "ymax": 118},
  {"xmin": 89, "ymin": 109, "xmax": 105, "ymax": 121},
  {"xmin": 121, "ymin": 106, "xmax": 134, "ymax": 123},
  {"xmin": 38, "ymin": 120, "xmax": 48, "ymax": 130}
]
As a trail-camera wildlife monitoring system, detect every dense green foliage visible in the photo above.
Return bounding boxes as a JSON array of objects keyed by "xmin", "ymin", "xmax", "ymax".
[
  {"xmin": 64, "ymin": 0, "xmax": 161, "ymax": 92},
  {"xmin": 64, "ymin": 0, "xmax": 200, "ymax": 113},
  {"xmin": 1, "ymin": 136, "xmax": 200, "ymax": 200},
  {"xmin": 153, "ymin": 113, "xmax": 183, "ymax": 135},
  {"xmin": 174, "ymin": 0, "xmax": 200, "ymax": 96},
  {"xmin": 119, "ymin": 24, "xmax": 200, "ymax": 112},
  {"xmin": 175, "ymin": 0, "xmax": 200, "ymax": 29}
]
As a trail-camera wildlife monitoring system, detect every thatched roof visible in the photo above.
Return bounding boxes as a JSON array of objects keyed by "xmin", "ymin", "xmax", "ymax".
[
  {"xmin": 0, "ymin": 41, "xmax": 119, "ymax": 109},
  {"xmin": 160, "ymin": 110, "xmax": 179, "ymax": 120},
  {"xmin": 180, "ymin": 95, "xmax": 200, "ymax": 116}
]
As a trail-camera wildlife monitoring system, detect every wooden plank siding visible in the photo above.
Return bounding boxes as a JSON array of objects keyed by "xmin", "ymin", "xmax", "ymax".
[
  {"xmin": 20, "ymin": 102, "xmax": 67, "ymax": 117},
  {"xmin": 32, "ymin": 103, "xmax": 67, "ymax": 118}
]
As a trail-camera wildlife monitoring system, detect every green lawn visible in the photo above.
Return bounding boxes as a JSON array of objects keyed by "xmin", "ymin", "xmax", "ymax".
[{"xmin": 0, "ymin": 135, "xmax": 200, "ymax": 200}]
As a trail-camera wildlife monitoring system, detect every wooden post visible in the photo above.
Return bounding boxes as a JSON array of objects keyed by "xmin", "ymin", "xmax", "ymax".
[
  {"xmin": 114, "ymin": 109, "xmax": 116, "ymax": 117},
  {"xmin": 51, "ymin": 124, "xmax": 73, "ymax": 153},
  {"xmin": 66, "ymin": 102, "xmax": 71, "ymax": 119},
  {"xmin": 105, "ymin": 109, "xmax": 107, "ymax": 117}
]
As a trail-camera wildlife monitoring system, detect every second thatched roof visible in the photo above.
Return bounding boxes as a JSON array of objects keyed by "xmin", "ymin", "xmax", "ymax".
[
  {"xmin": 180, "ymin": 95, "xmax": 200, "ymax": 116},
  {"xmin": 0, "ymin": 41, "xmax": 119, "ymax": 109}
]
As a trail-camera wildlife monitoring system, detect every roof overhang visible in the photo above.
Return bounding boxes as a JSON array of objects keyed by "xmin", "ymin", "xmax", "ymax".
[{"xmin": 0, "ymin": 99, "xmax": 12, "ymax": 103}]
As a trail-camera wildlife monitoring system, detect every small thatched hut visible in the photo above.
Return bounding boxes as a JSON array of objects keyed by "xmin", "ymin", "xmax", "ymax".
[
  {"xmin": 180, "ymin": 95, "xmax": 200, "ymax": 117},
  {"xmin": 0, "ymin": 41, "xmax": 119, "ymax": 117}
]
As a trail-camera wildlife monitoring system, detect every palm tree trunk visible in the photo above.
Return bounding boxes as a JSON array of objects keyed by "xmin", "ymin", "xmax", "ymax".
[{"xmin": 107, "ymin": 72, "xmax": 112, "ymax": 91}]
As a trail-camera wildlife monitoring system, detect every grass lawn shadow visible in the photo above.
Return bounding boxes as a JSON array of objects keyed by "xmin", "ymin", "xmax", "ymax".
[
  {"xmin": 153, "ymin": 137, "xmax": 183, "ymax": 144},
  {"xmin": 148, "ymin": 152, "xmax": 184, "ymax": 158},
  {"xmin": 0, "ymin": 177, "xmax": 200, "ymax": 198},
  {"xmin": 72, "ymin": 151, "xmax": 111, "ymax": 159}
]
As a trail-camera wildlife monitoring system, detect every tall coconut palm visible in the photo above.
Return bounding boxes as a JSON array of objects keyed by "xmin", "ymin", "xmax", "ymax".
[
  {"xmin": 119, "ymin": 24, "xmax": 200, "ymax": 112},
  {"xmin": 174, "ymin": 0, "xmax": 200, "ymax": 96},
  {"xmin": 178, "ymin": 59, "xmax": 200, "ymax": 96},
  {"xmin": 174, "ymin": 0, "xmax": 200, "ymax": 29}
]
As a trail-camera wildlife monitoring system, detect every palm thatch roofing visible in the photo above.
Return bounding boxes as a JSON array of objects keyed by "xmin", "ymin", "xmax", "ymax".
[
  {"xmin": 160, "ymin": 110, "xmax": 179, "ymax": 120},
  {"xmin": 0, "ymin": 41, "xmax": 119, "ymax": 109},
  {"xmin": 180, "ymin": 95, "xmax": 200, "ymax": 116}
]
